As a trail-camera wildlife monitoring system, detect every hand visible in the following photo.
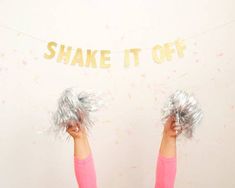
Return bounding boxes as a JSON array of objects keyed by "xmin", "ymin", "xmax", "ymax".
[
  {"xmin": 66, "ymin": 111, "xmax": 87, "ymax": 140},
  {"xmin": 66, "ymin": 121, "xmax": 87, "ymax": 140},
  {"xmin": 163, "ymin": 116, "xmax": 182, "ymax": 138}
]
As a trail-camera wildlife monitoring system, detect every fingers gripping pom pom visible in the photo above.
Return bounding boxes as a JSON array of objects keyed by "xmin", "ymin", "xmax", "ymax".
[
  {"xmin": 52, "ymin": 88, "xmax": 101, "ymax": 136},
  {"xmin": 162, "ymin": 90, "xmax": 203, "ymax": 138}
]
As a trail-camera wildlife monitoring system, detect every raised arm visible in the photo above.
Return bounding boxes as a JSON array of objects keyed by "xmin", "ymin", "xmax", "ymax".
[
  {"xmin": 67, "ymin": 121, "xmax": 97, "ymax": 188},
  {"xmin": 155, "ymin": 116, "xmax": 180, "ymax": 188}
]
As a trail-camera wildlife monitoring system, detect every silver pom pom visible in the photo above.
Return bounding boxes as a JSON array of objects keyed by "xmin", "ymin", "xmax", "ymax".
[
  {"xmin": 161, "ymin": 90, "xmax": 203, "ymax": 138},
  {"xmin": 53, "ymin": 88, "xmax": 100, "ymax": 136}
]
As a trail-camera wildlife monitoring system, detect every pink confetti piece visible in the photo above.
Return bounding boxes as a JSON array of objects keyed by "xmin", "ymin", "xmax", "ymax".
[
  {"xmin": 127, "ymin": 130, "xmax": 132, "ymax": 135},
  {"xmin": 22, "ymin": 60, "xmax": 27, "ymax": 65},
  {"xmin": 217, "ymin": 52, "xmax": 224, "ymax": 57},
  {"xmin": 140, "ymin": 74, "xmax": 146, "ymax": 78},
  {"xmin": 105, "ymin": 24, "xmax": 110, "ymax": 30}
]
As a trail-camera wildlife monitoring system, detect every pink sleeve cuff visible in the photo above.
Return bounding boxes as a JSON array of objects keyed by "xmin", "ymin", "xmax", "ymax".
[
  {"xmin": 74, "ymin": 154, "xmax": 93, "ymax": 165},
  {"xmin": 158, "ymin": 155, "xmax": 176, "ymax": 162}
]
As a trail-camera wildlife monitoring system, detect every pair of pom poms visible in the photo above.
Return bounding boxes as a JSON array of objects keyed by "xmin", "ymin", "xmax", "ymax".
[{"xmin": 52, "ymin": 88, "xmax": 203, "ymax": 138}]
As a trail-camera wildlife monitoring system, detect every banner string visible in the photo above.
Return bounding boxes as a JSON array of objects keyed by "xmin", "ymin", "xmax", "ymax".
[{"xmin": 0, "ymin": 19, "xmax": 234, "ymax": 54}]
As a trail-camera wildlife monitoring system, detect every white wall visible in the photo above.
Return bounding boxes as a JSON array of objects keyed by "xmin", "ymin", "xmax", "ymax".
[{"xmin": 0, "ymin": 0, "xmax": 235, "ymax": 187}]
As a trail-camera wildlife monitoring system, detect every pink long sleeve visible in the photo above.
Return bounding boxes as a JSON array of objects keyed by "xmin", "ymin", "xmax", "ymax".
[
  {"xmin": 155, "ymin": 155, "xmax": 177, "ymax": 188},
  {"xmin": 74, "ymin": 154, "xmax": 97, "ymax": 188}
]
